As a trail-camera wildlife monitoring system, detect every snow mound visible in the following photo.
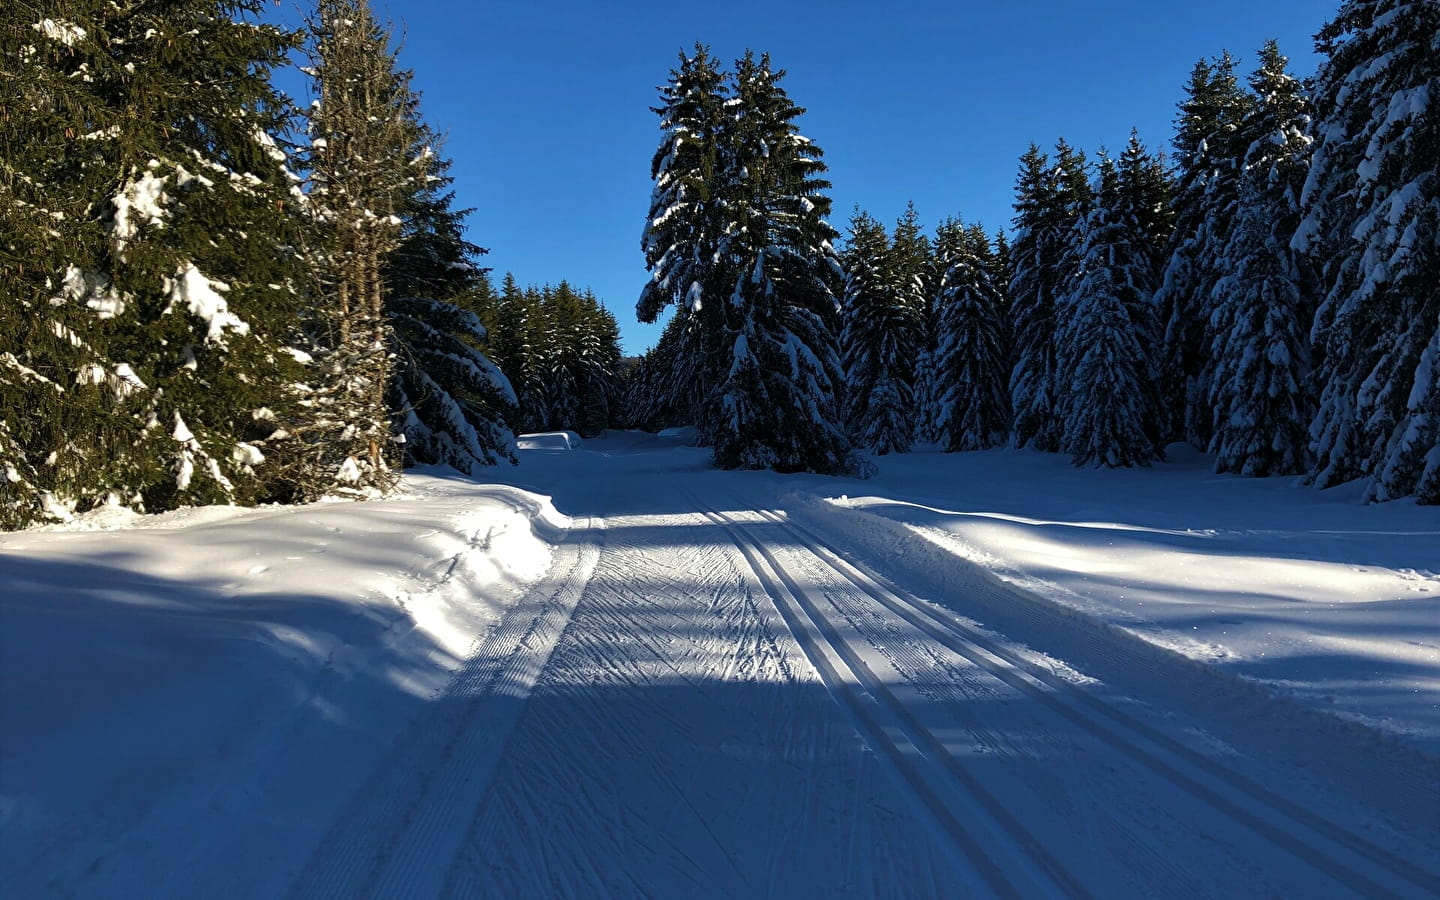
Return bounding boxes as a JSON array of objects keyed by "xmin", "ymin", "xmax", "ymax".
[{"xmin": 518, "ymin": 430, "xmax": 582, "ymax": 451}]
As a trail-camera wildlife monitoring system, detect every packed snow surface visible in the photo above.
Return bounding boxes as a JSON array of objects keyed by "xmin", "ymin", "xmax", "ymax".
[{"xmin": 2, "ymin": 434, "xmax": 1437, "ymax": 898}]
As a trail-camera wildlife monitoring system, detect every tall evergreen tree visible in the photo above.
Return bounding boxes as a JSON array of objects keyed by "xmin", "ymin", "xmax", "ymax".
[
  {"xmin": 890, "ymin": 201, "xmax": 933, "ymax": 321},
  {"xmin": 710, "ymin": 52, "xmax": 852, "ymax": 473},
  {"xmin": 300, "ymin": 0, "xmax": 420, "ymax": 494},
  {"xmin": 381, "ymin": 111, "xmax": 517, "ymax": 472},
  {"xmin": 1055, "ymin": 156, "xmax": 1160, "ymax": 468},
  {"xmin": 1008, "ymin": 140, "xmax": 1090, "ymax": 452},
  {"xmin": 624, "ymin": 311, "xmax": 704, "ymax": 431},
  {"xmin": 1298, "ymin": 0, "xmax": 1440, "ymax": 503},
  {"xmin": 636, "ymin": 45, "xmax": 728, "ymax": 437},
  {"xmin": 931, "ymin": 220, "xmax": 1010, "ymax": 451},
  {"xmin": 1207, "ymin": 42, "xmax": 1315, "ymax": 477},
  {"xmin": 840, "ymin": 209, "xmax": 918, "ymax": 454},
  {"xmin": 1155, "ymin": 53, "xmax": 1254, "ymax": 448},
  {"xmin": 489, "ymin": 276, "xmax": 550, "ymax": 433},
  {"xmin": 2, "ymin": 0, "xmax": 306, "ymax": 525}
]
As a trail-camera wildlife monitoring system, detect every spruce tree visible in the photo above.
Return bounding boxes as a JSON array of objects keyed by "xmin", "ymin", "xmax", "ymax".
[
  {"xmin": 1008, "ymin": 140, "xmax": 1090, "ymax": 452},
  {"xmin": 709, "ymin": 52, "xmax": 852, "ymax": 473},
  {"xmin": 1155, "ymin": 53, "xmax": 1253, "ymax": 448},
  {"xmin": 1055, "ymin": 156, "xmax": 1160, "ymax": 468},
  {"xmin": 636, "ymin": 45, "xmax": 728, "ymax": 437},
  {"xmin": 489, "ymin": 276, "xmax": 550, "ymax": 433},
  {"xmin": 381, "ymin": 112, "xmax": 517, "ymax": 471},
  {"xmin": 1298, "ymin": 0, "xmax": 1440, "ymax": 503},
  {"xmin": 2, "ymin": 0, "xmax": 306, "ymax": 524},
  {"xmin": 1006, "ymin": 145, "xmax": 1057, "ymax": 451},
  {"xmin": 840, "ymin": 209, "xmax": 918, "ymax": 454},
  {"xmin": 624, "ymin": 311, "xmax": 705, "ymax": 431},
  {"xmin": 1206, "ymin": 42, "xmax": 1315, "ymax": 477},
  {"xmin": 931, "ymin": 220, "xmax": 1010, "ymax": 451},
  {"xmin": 299, "ymin": 0, "xmax": 419, "ymax": 495}
]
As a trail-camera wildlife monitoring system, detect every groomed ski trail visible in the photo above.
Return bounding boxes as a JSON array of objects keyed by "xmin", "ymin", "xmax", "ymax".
[{"xmin": 701, "ymin": 496, "xmax": 1439, "ymax": 899}]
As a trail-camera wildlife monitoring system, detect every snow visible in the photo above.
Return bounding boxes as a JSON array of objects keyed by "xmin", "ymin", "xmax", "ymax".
[
  {"xmin": 516, "ymin": 430, "xmax": 582, "ymax": 451},
  {"xmin": 111, "ymin": 167, "xmax": 168, "ymax": 252},
  {"xmin": 2, "ymin": 437, "xmax": 1437, "ymax": 897},
  {"xmin": 32, "ymin": 19, "xmax": 86, "ymax": 46},
  {"xmin": 814, "ymin": 443, "xmax": 1440, "ymax": 747},
  {"xmin": 163, "ymin": 263, "xmax": 249, "ymax": 343},
  {"xmin": 1, "ymin": 473, "xmax": 560, "ymax": 896}
]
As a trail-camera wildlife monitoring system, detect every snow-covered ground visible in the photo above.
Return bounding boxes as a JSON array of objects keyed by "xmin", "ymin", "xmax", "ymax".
[
  {"xmin": 0, "ymin": 476, "xmax": 564, "ymax": 896},
  {"xmin": 811, "ymin": 443, "xmax": 1440, "ymax": 750},
  {"xmin": 2, "ymin": 432, "xmax": 1437, "ymax": 897}
]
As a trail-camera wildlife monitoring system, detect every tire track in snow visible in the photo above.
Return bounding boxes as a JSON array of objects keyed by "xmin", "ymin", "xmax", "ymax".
[
  {"xmin": 694, "ymin": 499, "xmax": 1085, "ymax": 900},
  {"xmin": 283, "ymin": 514, "xmax": 601, "ymax": 900},
  {"xmin": 751, "ymin": 502, "xmax": 1440, "ymax": 900}
]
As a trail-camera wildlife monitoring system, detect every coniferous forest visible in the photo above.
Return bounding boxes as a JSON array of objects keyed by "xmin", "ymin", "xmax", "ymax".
[{"xmin": 2, "ymin": 0, "xmax": 1436, "ymax": 530}]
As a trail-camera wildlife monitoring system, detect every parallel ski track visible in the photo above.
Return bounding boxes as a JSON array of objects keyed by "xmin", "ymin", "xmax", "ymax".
[
  {"xmin": 694, "ymin": 498, "xmax": 1085, "ymax": 900},
  {"xmin": 740, "ymin": 498, "xmax": 1440, "ymax": 900},
  {"xmin": 284, "ymin": 514, "xmax": 601, "ymax": 900}
]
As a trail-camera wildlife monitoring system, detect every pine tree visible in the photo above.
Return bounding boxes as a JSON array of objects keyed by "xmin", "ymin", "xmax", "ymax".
[
  {"xmin": 1206, "ymin": 42, "xmax": 1315, "ymax": 477},
  {"xmin": 890, "ymin": 201, "xmax": 933, "ymax": 320},
  {"xmin": 840, "ymin": 209, "xmax": 918, "ymax": 454},
  {"xmin": 570, "ymin": 296, "xmax": 622, "ymax": 437},
  {"xmin": 388, "ymin": 293, "xmax": 517, "ymax": 471},
  {"xmin": 1298, "ymin": 0, "xmax": 1440, "ymax": 503},
  {"xmin": 1155, "ymin": 53, "xmax": 1253, "ymax": 448},
  {"xmin": 1116, "ymin": 130, "xmax": 1173, "ymax": 290},
  {"xmin": 931, "ymin": 220, "xmax": 1010, "ymax": 451},
  {"xmin": 1055, "ymin": 156, "xmax": 1160, "ymax": 468},
  {"xmin": 624, "ymin": 311, "xmax": 705, "ymax": 431},
  {"xmin": 2, "ymin": 0, "xmax": 307, "ymax": 524},
  {"xmin": 709, "ymin": 52, "xmax": 852, "ymax": 473}
]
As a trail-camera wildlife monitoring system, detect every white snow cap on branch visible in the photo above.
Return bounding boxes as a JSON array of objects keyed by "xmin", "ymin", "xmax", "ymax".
[
  {"xmin": 172, "ymin": 412, "xmax": 194, "ymax": 443},
  {"xmin": 112, "ymin": 164, "xmax": 168, "ymax": 254},
  {"xmin": 164, "ymin": 264, "xmax": 249, "ymax": 343},
  {"xmin": 33, "ymin": 19, "xmax": 86, "ymax": 46}
]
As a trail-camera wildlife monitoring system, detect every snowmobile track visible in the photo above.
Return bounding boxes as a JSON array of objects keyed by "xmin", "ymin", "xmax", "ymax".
[{"xmin": 745, "ymin": 500, "xmax": 1440, "ymax": 900}]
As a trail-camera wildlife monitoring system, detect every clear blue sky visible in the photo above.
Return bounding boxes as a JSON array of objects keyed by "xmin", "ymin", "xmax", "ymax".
[{"xmin": 288, "ymin": 1, "xmax": 1337, "ymax": 355}]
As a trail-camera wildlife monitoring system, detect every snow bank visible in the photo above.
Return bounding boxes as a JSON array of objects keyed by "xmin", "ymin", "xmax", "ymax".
[
  {"xmin": 0, "ymin": 471, "xmax": 566, "ymax": 897},
  {"xmin": 797, "ymin": 446, "xmax": 1440, "ymax": 751},
  {"xmin": 517, "ymin": 430, "xmax": 582, "ymax": 451}
]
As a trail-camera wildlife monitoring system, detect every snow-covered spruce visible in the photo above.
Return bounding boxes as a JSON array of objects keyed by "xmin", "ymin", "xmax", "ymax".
[
  {"xmin": 1054, "ymin": 155, "xmax": 1160, "ymax": 468},
  {"xmin": 635, "ymin": 45, "xmax": 730, "ymax": 439},
  {"xmin": 388, "ymin": 297, "xmax": 517, "ymax": 472},
  {"xmin": 1008, "ymin": 141, "xmax": 1090, "ymax": 453},
  {"xmin": 710, "ymin": 54, "xmax": 853, "ymax": 474},
  {"xmin": 637, "ymin": 49, "xmax": 855, "ymax": 474},
  {"xmin": 1155, "ymin": 53, "xmax": 1253, "ymax": 450},
  {"xmin": 1, "ymin": 0, "xmax": 307, "ymax": 524},
  {"xmin": 929, "ymin": 220, "xmax": 1010, "ymax": 451},
  {"xmin": 1298, "ymin": 0, "xmax": 1440, "ymax": 504},
  {"xmin": 1206, "ymin": 42, "xmax": 1315, "ymax": 478},
  {"xmin": 840, "ymin": 209, "xmax": 921, "ymax": 455}
]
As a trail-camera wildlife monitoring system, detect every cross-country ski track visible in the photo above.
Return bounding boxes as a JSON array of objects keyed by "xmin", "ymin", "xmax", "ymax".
[{"xmin": 3, "ymin": 431, "xmax": 1437, "ymax": 898}]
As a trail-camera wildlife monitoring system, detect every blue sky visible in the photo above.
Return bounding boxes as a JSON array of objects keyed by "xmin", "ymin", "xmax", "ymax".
[{"xmin": 303, "ymin": 1, "xmax": 1338, "ymax": 355}]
